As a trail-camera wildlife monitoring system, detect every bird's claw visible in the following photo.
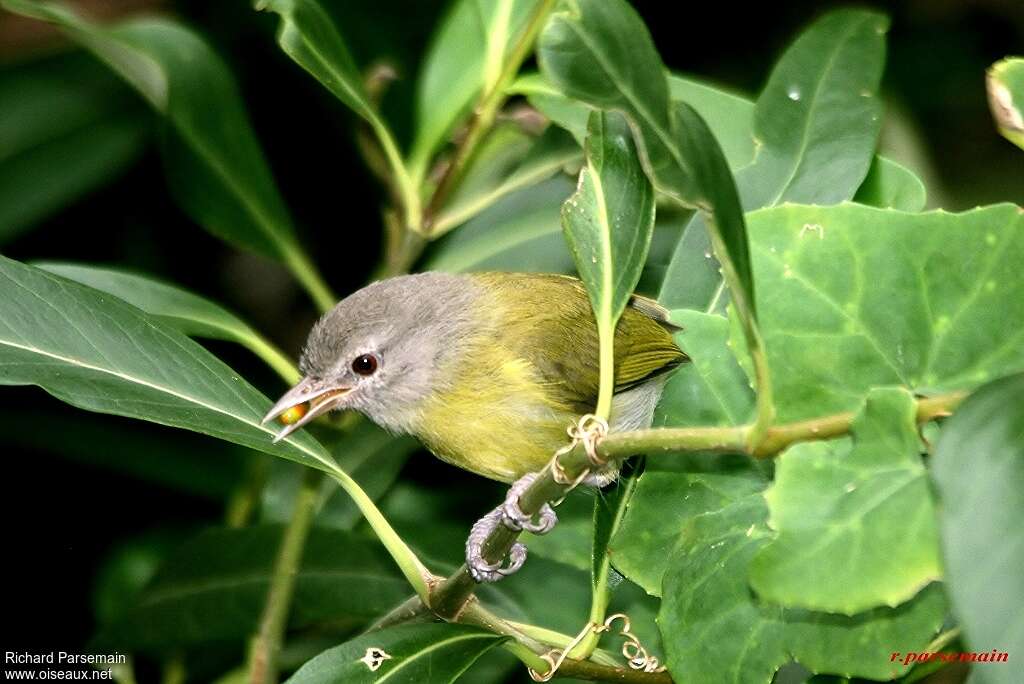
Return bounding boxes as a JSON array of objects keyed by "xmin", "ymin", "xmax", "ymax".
[
  {"xmin": 467, "ymin": 508, "xmax": 529, "ymax": 582},
  {"xmin": 466, "ymin": 473, "xmax": 559, "ymax": 583},
  {"xmin": 501, "ymin": 472, "xmax": 558, "ymax": 534}
]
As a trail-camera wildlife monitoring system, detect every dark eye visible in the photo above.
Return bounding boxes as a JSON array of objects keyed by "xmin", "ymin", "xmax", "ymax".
[{"xmin": 352, "ymin": 353, "xmax": 378, "ymax": 376}]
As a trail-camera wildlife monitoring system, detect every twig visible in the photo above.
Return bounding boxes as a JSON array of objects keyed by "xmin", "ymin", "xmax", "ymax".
[
  {"xmin": 247, "ymin": 469, "xmax": 322, "ymax": 684},
  {"xmin": 420, "ymin": 0, "xmax": 557, "ymax": 234}
]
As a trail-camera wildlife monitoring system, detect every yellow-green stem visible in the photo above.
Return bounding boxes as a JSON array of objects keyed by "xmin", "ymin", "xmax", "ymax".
[
  {"xmin": 248, "ymin": 469, "xmax": 322, "ymax": 684},
  {"xmin": 595, "ymin": 319, "xmax": 615, "ymax": 420},
  {"xmin": 282, "ymin": 247, "xmax": 335, "ymax": 313},
  {"xmin": 246, "ymin": 335, "xmax": 301, "ymax": 385}
]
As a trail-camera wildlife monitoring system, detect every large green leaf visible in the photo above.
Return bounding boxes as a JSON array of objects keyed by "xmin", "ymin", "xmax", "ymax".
[
  {"xmin": 408, "ymin": 0, "xmax": 536, "ymax": 181},
  {"xmin": 932, "ymin": 373, "xmax": 1024, "ymax": 684},
  {"xmin": 854, "ymin": 156, "xmax": 927, "ymax": 211},
  {"xmin": 286, "ymin": 623, "xmax": 506, "ymax": 684},
  {"xmin": 424, "ymin": 176, "xmax": 574, "ymax": 273},
  {"xmin": 35, "ymin": 262, "xmax": 298, "ymax": 382},
  {"xmin": 738, "ymin": 203, "xmax": 1024, "ymax": 422},
  {"xmin": 0, "ymin": 54, "xmax": 147, "ymax": 244},
  {"xmin": 0, "ymin": 255, "xmax": 331, "ymax": 471},
  {"xmin": 659, "ymin": 494, "xmax": 947, "ymax": 683},
  {"xmin": 1, "ymin": 0, "xmax": 332, "ymax": 308},
  {"xmin": 750, "ymin": 388, "xmax": 940, "ymax": 614},
  {"xmin": 659, "ymin": 9, "xmax": 887, "ymax": 310},
  {"xmin": 987, "ymin": 57, "xmax": 1024, "ymax": 150},
  {"xmin": 94, "ymin": 526, "xmax": 408, "ymax": 650},
  {"xmin": 562, "ymin": 109, "xmax": 655, "ymax": 415}
]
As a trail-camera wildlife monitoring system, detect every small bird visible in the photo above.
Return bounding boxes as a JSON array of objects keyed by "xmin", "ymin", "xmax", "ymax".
[{"xmin": 263, "ymin": 271, "xmax": 687, "ymax": 579}]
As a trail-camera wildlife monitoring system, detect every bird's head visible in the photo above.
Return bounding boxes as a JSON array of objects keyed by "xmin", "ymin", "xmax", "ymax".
[{"xmin": 262, "ymin": 272, "xmax": 480, "ymax": 441}]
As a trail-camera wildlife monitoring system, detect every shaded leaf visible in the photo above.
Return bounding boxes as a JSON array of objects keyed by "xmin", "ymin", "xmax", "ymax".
[
  {"xmin": 94, "ymin": 526, "xmax": 408, "ymax": 650},
  {"xmin": 659, "ymin": 9, "xmax": 887, "ymax": 309},
  {"xmin": 36, "ymin": 261, "xmax": 298, "ymax": 382},
  {"xmin": 932, "ymin": 373, "xmax": 1024, "ymax": 684},
  {"xmin": 424, "ymin": 176, "xmax": 574, "ymax": 273},
  {"xmin": 750, "ymin": 388, "xmax": 941, "ymax": 614},
  {"xmin": 263, "ymin": 421, "xmax": 419, "ymax": 530},
  {"xmin": 659, "ymin": 494, "xmax": 946, "ymax": 683},
  {"xmin": 432, "ymin": 124, "xmax": 580, "ymax": 234},
  {"xmin": 854, "ymin": 155, "xmax": 927, "ymax": 211},
  {"xmin": 987, "ymin": 57, "xmax": 1024, "ymax": 150},
  {"xmin": 408, "ymin": 0, "xmax": 536, "ymax": 180},
  {"xmin": 286, "ymin": 623, "xmax": 506, "ymax": 684},
  {"xmin": 0, "ymin": 54, "xmax": 147, "ymax": 243},
  {"xmin": 0, "ymin": 255, "xmax": 333, "ymax": 472},
  {"xmin": 2, "ymin": 0, "xmax": 331, "ymax": 305},
  {"xmin": 738, "ymin": 203, "xmax": 1024, "ymax": 422}
]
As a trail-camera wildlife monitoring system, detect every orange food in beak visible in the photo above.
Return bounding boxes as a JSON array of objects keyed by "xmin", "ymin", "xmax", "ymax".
[{"xmin": 279, "ymin": 403, "xmax": 309, "ymax": 425}]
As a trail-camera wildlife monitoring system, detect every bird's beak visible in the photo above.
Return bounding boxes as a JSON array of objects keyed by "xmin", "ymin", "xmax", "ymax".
[{"xmin": 261, "ymin": 377, "xmax": 352, "ymax": 443}]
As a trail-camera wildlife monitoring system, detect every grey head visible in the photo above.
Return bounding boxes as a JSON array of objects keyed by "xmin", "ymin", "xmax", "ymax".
[{"xmin": 263, "ymin": 272, "xmax": 480, "ymax": 441}]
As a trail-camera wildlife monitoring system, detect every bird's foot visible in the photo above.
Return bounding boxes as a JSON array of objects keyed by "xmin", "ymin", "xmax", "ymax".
[{"xmin": 466, "ymin": 473, "xmax": 558, "ymax": 583}]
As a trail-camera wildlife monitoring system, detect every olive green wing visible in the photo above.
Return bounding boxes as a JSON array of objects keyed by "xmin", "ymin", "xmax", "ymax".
[{"xmin": 477, "ymin": 273, "xmax": 688, "ymax": 413}]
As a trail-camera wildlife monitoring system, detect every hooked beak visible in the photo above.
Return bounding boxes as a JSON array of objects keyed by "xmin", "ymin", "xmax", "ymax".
[{"xmin": 261, "ymin": 377, "xmax": 352, "ymax": 443}]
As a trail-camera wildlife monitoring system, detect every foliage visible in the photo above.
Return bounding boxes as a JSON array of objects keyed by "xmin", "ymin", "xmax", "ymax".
[{"xmin": 1, "ymin": 0, "xmax": 1021, "ymax": 683}]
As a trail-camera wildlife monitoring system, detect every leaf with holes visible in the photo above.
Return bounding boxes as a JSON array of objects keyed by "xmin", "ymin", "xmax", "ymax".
[
  {"xmin": 736, "ymin": 202, "xmax": 1024, "ymax": 422},
  {"xmin": 750, "ymin": 388, "xmax": 941, "ymax": 614}
]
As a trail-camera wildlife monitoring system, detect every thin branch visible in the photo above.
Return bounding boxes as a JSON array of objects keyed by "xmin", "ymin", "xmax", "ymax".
[
  {"xmin": 420, "ymin": 0, "xmax": 557, "ymax": 235},
  {"xmin": 428, "ymin": 391, "xmax": 966, "ymax": 620},
  {"xmin": 248, "ymin": 469, "xmax": 322, "ymax": 684}
]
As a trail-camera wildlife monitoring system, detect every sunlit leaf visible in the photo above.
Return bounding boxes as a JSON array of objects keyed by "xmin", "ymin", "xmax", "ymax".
[
  {"xmin": 738, "ymin": 203, "xmax": 1024, "ymax": 422},
  {"xmin": 750, "ymin": 388, "xmax": 941, "ymax": 614},
  {"xmin": 932, "ymin": 373, "xmax": 1024, "ymax": 684},
  {"xmin": 987, "ymin": 57, "xmax": 1024, "ymax": 150}
]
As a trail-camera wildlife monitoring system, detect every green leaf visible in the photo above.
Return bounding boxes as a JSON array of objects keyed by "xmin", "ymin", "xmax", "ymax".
[
  {"xmin": 738, "ymin": 203, "xmax": 1024, "ymax": 422},
  {"xmin": 432, "ymin": 124, "xmax": 580, "ymax": 235},
  {"xmin": 1, "ymin": 0, "xmax": 333, "ymax": 310},
  {"xmin": 659, "ymin": 9, "xmax": 887, "ymax": 310},
  {"xmin": 408, "ymin": 0, "xmax": 536, "ymax": 181},
  {"xmin": 94, "ymin": 526, "xmax": 408, "ymax": 650},
  {"xmin": 258, "ymin": 0, "xmax": 417, "ymax": 230},
  {"xmin": 655, "ymin": 310, "xmax": 755, "ymax": 429},
  {"xmin": 424, "ymin": 176, "xmax": 575, "ymax": 273},
  {"xmin": 35, "ymin": 262, "xmax": 298, "ymax": 382},
  {"xmin": 750, "ymin": 388, "xmax": 941, "ymax": 614},
  {"xmin": 562, "ymin": 109, "xmax": 655, "ymax": 415},
  {"xmin": 286, "ymin": 623, "xmax": 506, "ymax": 684},
  {"xmin": 0, "ymin": 255, "xmax": 333, "ymax": 471},
  {"xmin": 659, "ymin": 494, "xmax": 947, "ymax": 683},
  {"xmin": 987, "ymin": 57, "xmax": 1024, "ymax": 150},
  {"xmin": 932, "ymin": 373, "xmax": 1024, "ymax": 684},
  {"xmin": 854, "ymin": 155, "xmax": 927, "ymax": 211},
  {"xmin": 0, "ymin": 55, "xmax": 147, "ymax": 244}
]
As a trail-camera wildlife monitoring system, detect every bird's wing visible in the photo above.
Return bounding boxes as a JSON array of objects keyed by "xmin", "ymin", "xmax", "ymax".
[{"xmin": 474, "ymin": 273, "xmax": 688, "ymax": 414}]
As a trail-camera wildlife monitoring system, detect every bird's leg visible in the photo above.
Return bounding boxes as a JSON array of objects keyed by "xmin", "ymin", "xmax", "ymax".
[{"xmin": 466, "ymin": 472, "xmax": 558, "ymax": 583}]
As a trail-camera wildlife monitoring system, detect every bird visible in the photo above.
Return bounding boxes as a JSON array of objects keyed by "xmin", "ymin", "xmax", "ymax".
[{"xmin": 263, "ymin": 271, "xmax": 688, "ymax": 579}]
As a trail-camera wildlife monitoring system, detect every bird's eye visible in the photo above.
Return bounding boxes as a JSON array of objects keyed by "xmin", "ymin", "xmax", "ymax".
[{"xmin": 352, "ymin": 353, "xmax": 378, "ymax": 376}]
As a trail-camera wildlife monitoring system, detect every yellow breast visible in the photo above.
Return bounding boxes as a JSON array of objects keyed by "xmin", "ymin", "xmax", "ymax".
[{"xmin": 416, "ymin": 352, "xmax": 574, "ymax": 482}]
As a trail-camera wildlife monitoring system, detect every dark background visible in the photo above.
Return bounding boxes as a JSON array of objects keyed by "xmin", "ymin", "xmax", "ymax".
[{"xmin": 1, "ymin": 0, "xmax": 1022, "ymax": 654}]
